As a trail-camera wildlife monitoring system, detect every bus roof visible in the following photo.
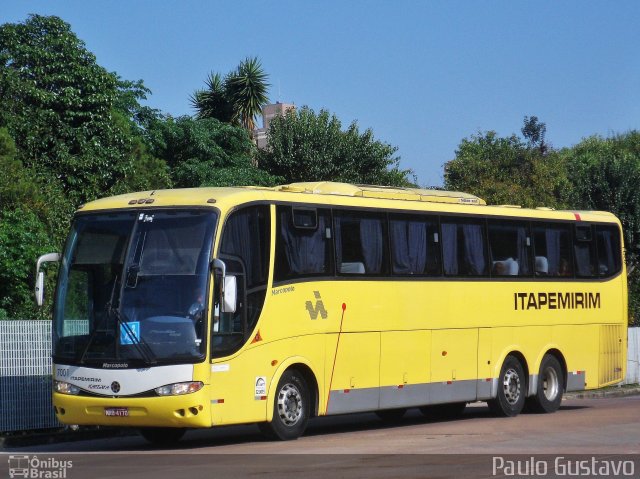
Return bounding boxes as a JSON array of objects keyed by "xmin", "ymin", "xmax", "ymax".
[{"xmin": 78, "ymin": 181, "xmax": 620, "ymax": 224}]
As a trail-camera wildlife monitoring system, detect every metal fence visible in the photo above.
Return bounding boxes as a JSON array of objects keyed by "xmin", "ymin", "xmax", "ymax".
[
  {"xmin": 0, "ymin": 320, "xmax": 639, "ymax": 433},
  {"xmin": 0, "ymin": 320, "xmax": 58, "ymax": 432}
]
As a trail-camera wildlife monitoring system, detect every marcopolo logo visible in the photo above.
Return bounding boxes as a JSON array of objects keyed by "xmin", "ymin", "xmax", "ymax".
[
  {"xmin": 8, "ymin": 455, "xmax": 73, "ymax": 478},
  {"xmin": 305, "ymin": 291, "xmax": 328, "ymax": 320}
]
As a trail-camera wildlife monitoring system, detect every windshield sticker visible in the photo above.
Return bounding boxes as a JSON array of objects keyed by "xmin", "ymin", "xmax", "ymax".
[{"xmin": 120, "ymin": 321, "xmax": 140, "ymax": 345}]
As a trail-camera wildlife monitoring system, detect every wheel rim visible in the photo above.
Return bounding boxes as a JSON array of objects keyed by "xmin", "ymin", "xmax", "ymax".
[
  {"xmin": 277, "ymin": 382, "xmax": 303, "ymax": 426},
  {"xmin": 502, "ymin": 367, "xmax": 521, "ymax": 405},
  {"xmin": 542, "ymin": 365, "xmax": 559, "ymax": 401}
]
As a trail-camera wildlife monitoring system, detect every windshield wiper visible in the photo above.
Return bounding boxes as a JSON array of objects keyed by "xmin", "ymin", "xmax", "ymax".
[
  {"xmin": 78, "ymin": 275, "xmax": 119, "ymax": 365},
  {"xmin": 78, "ymin": 275, "xmax": 157, "ymax": 366}
]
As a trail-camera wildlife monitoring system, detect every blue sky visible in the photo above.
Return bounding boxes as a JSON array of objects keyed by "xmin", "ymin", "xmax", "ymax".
[{"xmin": 3, "ymin": 1, "xmax": 640, "ymax": 186}]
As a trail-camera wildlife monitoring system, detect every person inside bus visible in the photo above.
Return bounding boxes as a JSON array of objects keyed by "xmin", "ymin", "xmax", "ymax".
[
  {"xmin": 187, "ymin": 287, "xmax": 206, "ymax": 339},
  {"xmin": 558, "ymin": 258, "xmax": 572, "ymax": 277}
]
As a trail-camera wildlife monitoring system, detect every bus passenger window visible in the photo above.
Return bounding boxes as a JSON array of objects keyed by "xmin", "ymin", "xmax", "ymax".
[
  {"xmin": 275, "ymin": 207, "xmax": 333, "ymax": 282},
  {"xmin": 441, "ymin": 219, "xmax": 488, "ymax": 276},
  {"xmin": 574, "ymin": 225, "xmax": 596, "ymax": 278},
  {"xmin": 389, "ymin": 215, "xmax": 440, "ymax": 275},
  {"xmin": 335, "ymin": 211, "xmax": 388, "ymax": 275},
  {"xmin": 596, "ymin": 225, "xmax": 621, "ymax": 277},
  {"xmin": 533, "ymin": 224, "xmax": 573, "ymax": 277},
  {"xmin": 488, "ymin": 221, "xmax": 531, "ymax": 277}
]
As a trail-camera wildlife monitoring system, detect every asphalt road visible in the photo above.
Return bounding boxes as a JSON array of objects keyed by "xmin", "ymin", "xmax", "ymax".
[{"xmin": 3, "ymin": 396, "xmax": 639, "ymax": 478}]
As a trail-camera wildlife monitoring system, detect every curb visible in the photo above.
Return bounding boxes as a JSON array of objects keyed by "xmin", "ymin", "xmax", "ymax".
[{"xmin": 564, "ymin": 385, "xmax": 640, "ymax": 399}]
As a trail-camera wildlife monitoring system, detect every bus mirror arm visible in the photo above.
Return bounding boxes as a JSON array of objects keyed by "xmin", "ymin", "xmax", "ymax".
[
  {"xmin": 35, "ymin": 253, "xmax": 60, "ymax": 307},
  {"xmin": 211, "ymin": 259, "xmax": 237, "ymax": 314}
]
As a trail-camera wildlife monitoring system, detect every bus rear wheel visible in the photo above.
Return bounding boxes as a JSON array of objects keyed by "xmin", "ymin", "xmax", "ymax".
[
  {"xmin": 259, "ymin": 369, "xmax": 310, "ymax": 440},
  {"xmin": 488, "ymin": 355, "xmax": 526, "ymax": 417},
  {"xmin": 139, "ymin": 427, "xmax": 186, "ymax": 446},
  {"xmin": 525, "ymin": 354, "xmax": 564, "ymax": 413}
]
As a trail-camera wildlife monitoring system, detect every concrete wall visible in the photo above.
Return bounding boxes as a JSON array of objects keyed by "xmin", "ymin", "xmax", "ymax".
[{"xmin": 625, "ymin": 327, "xmax": 640, "ymax": 385}]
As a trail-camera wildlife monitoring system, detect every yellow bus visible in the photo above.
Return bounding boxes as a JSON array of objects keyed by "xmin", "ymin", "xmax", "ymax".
[{"xmin": 36, "ymin": 182, "xmax": 627, "ymax": 444}]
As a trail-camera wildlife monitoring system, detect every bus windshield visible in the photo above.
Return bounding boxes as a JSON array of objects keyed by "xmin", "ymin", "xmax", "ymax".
[{"xmin": 53, "ymin": 209, "xmax": 217, "ymax": 367}]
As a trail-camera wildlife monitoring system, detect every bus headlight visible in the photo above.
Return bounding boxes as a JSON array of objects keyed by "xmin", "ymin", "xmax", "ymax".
[
  {"xmin": 154, "ymin": 381, "xmax": 203, "ymax": 396},
  {"xmin": 54, "ymin": 380, "xmax": 80, "ymax": 395}
]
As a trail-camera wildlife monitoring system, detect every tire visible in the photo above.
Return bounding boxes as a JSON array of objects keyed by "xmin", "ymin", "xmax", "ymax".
[
  {"xmin": 375, "ymin": 408, "xmax": 406, "ymax": 422},
  {"xmin": 419, "ymin": 402, "xmax": 466, "ymax": 419},
  {"xmin": 139, "ymin": 427, "xmax": 186, "ymax": 446},
  {"xmin": 488, "ymin": 355, "xmax": 526, "ymax": 417},
  {"xmin": 259, "ymin": 370, "xmax": 310, "ymax": 440},
  {"xmin": 525, "ymin": 355, "xmax": 564, "ymax": 413}
]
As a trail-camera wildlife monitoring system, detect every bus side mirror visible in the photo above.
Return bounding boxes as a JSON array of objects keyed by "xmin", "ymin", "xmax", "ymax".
[
  {"xmin": 35, "ymin": 252, "xmax": 60, "ymax": 306},
  {"xmin": 35, "ymin": 272, "xmax": 45, "ymax": 307},
  {"xmin": 222, "ymin": 276, "xmax": 237, "ymax": 314},
  {"xmin": 211, "ymin": 258, "xmax": 237, "ymax": 314}
]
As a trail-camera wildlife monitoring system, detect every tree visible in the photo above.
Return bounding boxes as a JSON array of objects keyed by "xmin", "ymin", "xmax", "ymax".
[
  {"xmin": 0, "ymin": 207, "xmax": 55, "ymax": 319},
  {"xmin": 144, "ymin": 115, "xmax": 279, "ymax": 187},
  {"xmin": 444, "ymin": 117, "xmax": 571, "ymax": 208},
  {"xmin": 0, "ymin": 15, "xmax": 149, "ymax": 204},
  {"xmin": 0, "ymin": 127, "xmax": 41, "ymax": 210},
  {"xmin": 257, "ymin": 107, "xmax": 413, "ymax": 186},
  {"xmin": 521, "ymin": 115, "xmax": 548, "ymax": 154},
  {"xmin": 190, "ymin": 72, "xmax": 234, "ymax": 123},
  {"xmin": 191, "ymin": 56, "xmax": 270, "ymax": 133}
]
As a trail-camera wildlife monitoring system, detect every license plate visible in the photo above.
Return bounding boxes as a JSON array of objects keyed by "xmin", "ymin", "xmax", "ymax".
[{"xmin": 104, "ymin": 407, "xmax": 129, "ymax": 417}]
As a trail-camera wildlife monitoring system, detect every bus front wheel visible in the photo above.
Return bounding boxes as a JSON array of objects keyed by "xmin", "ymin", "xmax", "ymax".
[
  {"xmin": 488, "ymin": 355, "xmax": 526, "ymax": 417},
  {"xmin": 525, "ymin": 354, "xmax": 564, "ymax": 413},
  {"xmin": 259, "ymin": 369, "xmax": 310, "ymax": 440}
]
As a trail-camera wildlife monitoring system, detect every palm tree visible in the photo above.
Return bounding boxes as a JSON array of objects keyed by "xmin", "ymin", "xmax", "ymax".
[
  {"xmin": 191, "ymin": 57, "xmax": 270, "ymax": 133},
  {"xmin": 227, "ymin": 57, "xmax": 270, "ymax": 132},
  {"xmin": 190, "ymin": 72, "xmax": 233, "ymax": 122}
]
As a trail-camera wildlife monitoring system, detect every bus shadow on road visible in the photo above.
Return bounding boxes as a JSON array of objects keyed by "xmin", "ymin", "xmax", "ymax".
[
  {"xmin": 166, "ymin": 402, "xmax": 593, "ymax": 450},
  {"xmin": 22, "ymin": 402, "xmax": 591, "ymax": 452}
]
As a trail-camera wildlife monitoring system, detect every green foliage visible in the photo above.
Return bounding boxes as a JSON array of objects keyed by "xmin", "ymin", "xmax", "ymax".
[
  {"xmin": 191, "ymin": 56, "xmax": 269, "ymax": 132},
  {"xmin": 174, "ymin": 163, "xmax": 281, "ymax": 188},
  {"xmin": 0, "ymin": 15, "xmax": 136, "ymax": 204},
  {"xmin": 144, "ymin": 115, "xmax": 278, "ymax": 187},
  {"xmin": 0, "ymin": 127, "xmax": 41, "ymax": 209},
  {"xmin": 444, "ymin": 120, "xmax": 571, "ymax": 208},
  {"xmin": 258, "ymin": 107, "xmax": 414, "ymax": 186},
  {"xmin": 0, "ymin": 207, "xmax": 55, "ymax": 319},
  {"xmin": 521, "ymin": 115, "xmax": 548, "ymax": 154},
  {"xmin": 191, "ymin": 72, "xmax": 233, "ymax": 123}
]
